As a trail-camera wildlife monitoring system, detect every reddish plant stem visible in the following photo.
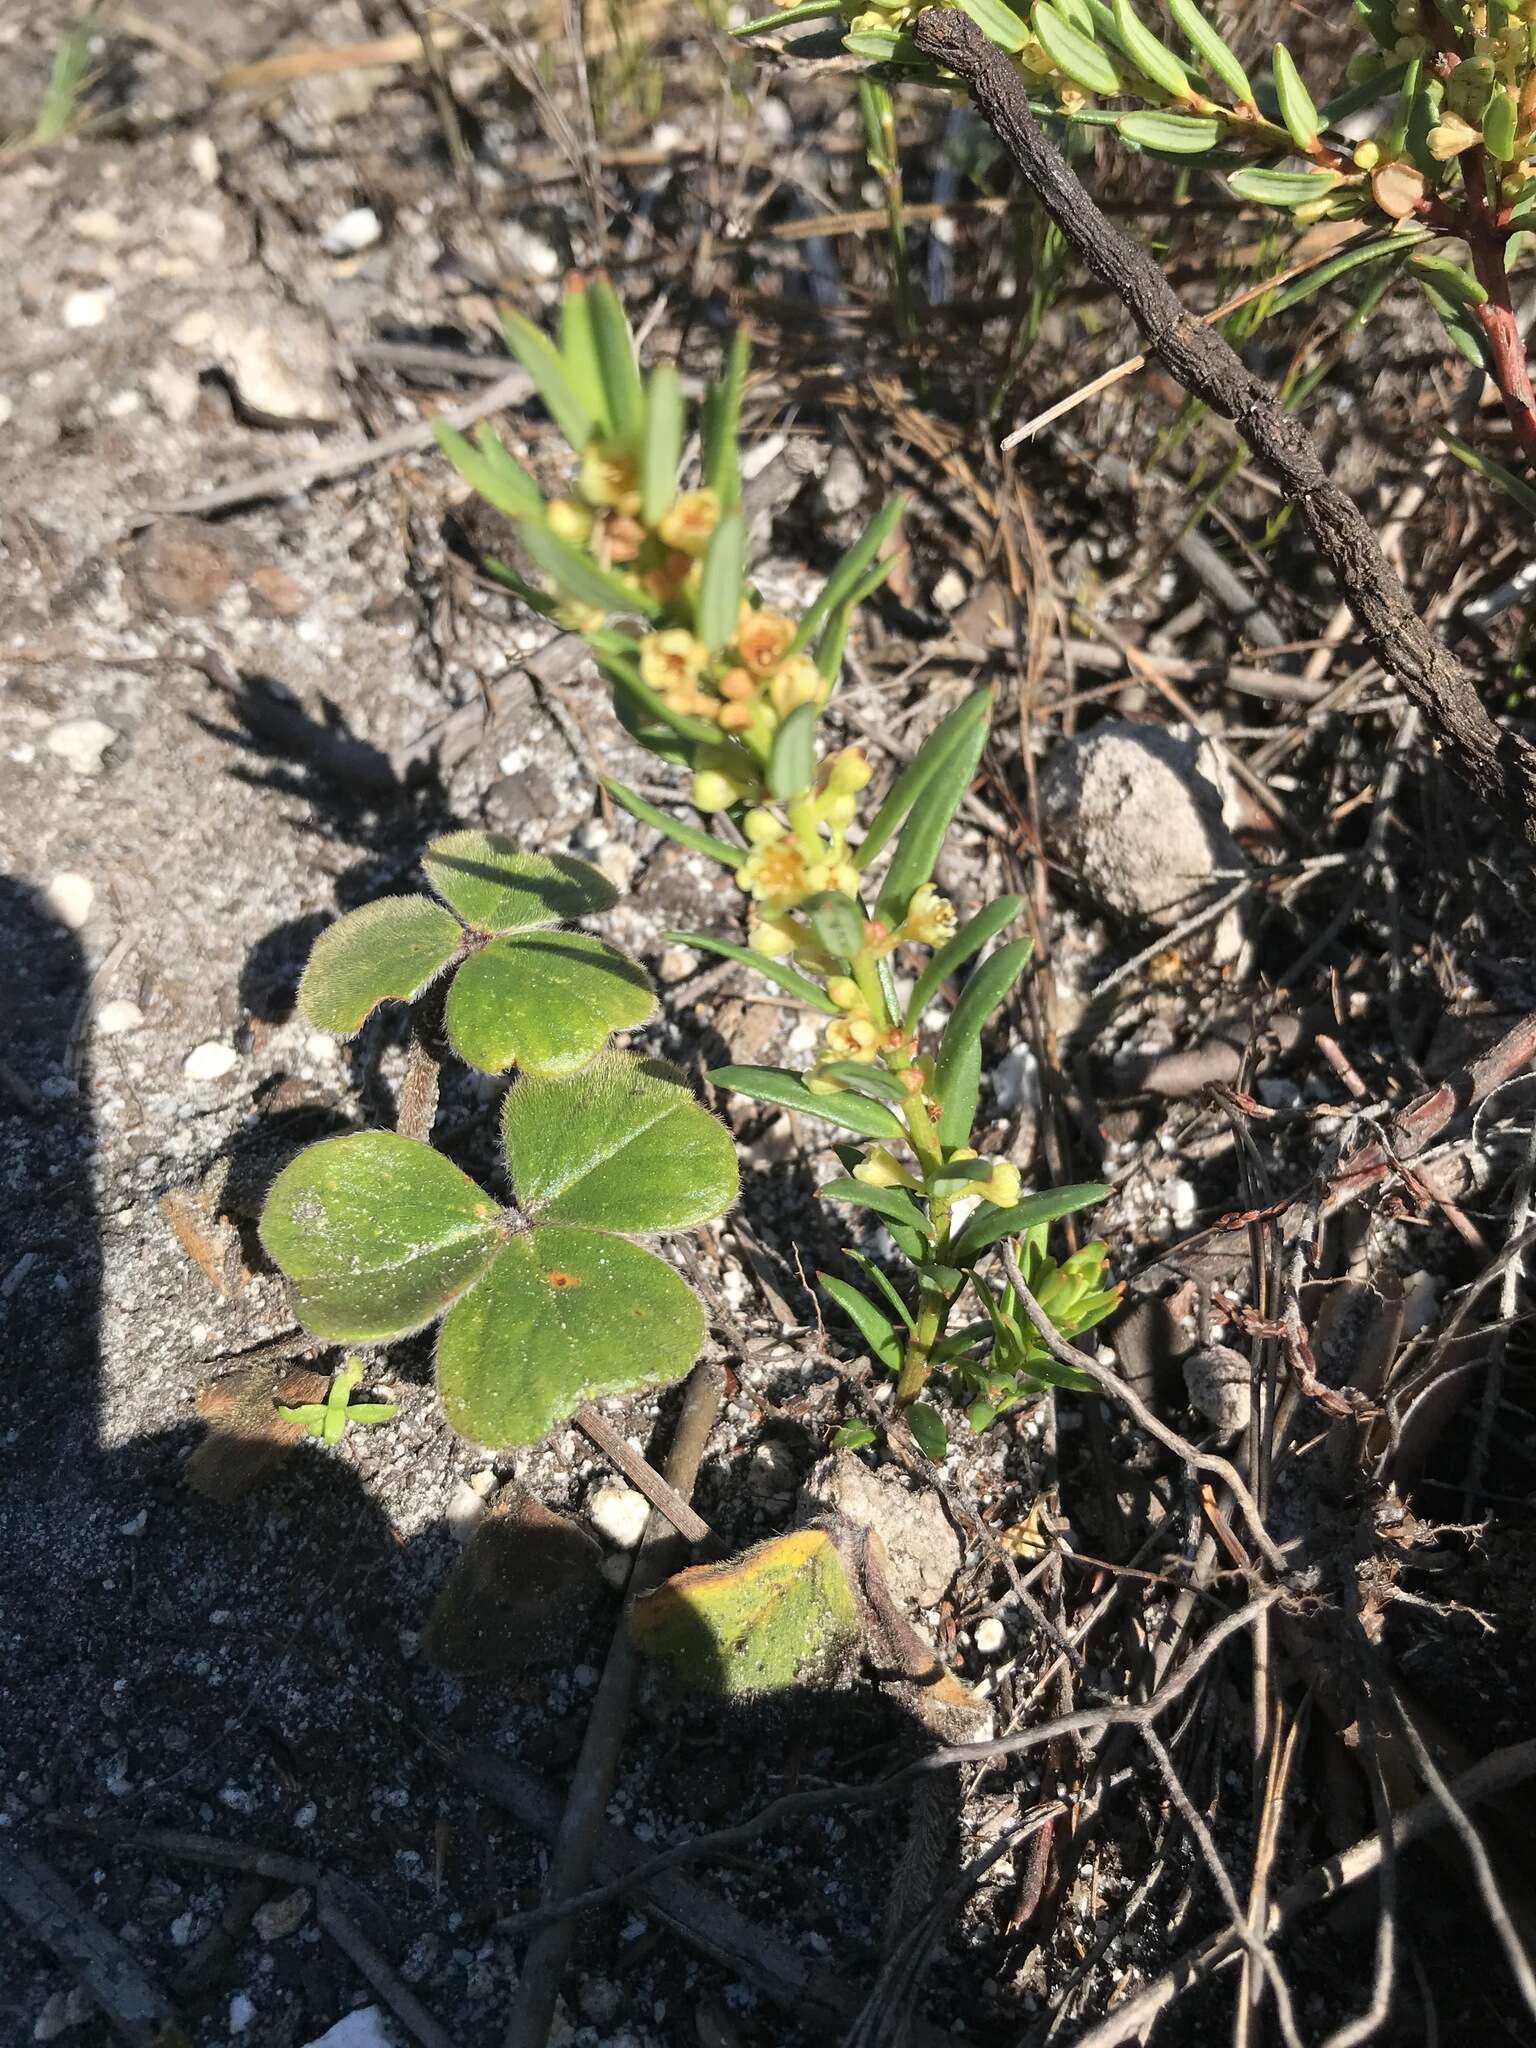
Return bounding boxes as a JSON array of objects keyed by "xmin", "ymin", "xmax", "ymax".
[{"xmin": 1463, "ymin": 162, "xmax": 1536, "ymax": 468}]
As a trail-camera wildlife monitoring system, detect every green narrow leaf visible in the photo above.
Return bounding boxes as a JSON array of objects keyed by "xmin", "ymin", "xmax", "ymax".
[
  {"xmin": 1483, "ymin": 89, "xmax": 1517, "ymax": 163},
  {"xmin": 817, "ymin": 1061, "xmax": 912, "ymax": 1103},
  {"xmin": 422, "ymin": 832, "xmax": 617, "ymax": 932},
  {"xmin": 605, "ymin": 781, "xmax": 745, "ymax": 869},
  {"xmin": 697, "ymin": 509, "xmax": 745, "ymax": 654},
  {"xmin": 931, "ymin": 939, "xmax": 1035, "ymax": 1142},
  {"xmin": 821, "ymin": 1177, "xmax": 934, "ymax": 1238},
  {"xmin": 950, "ymin": 1182, "xmax": 1112, "ymax": 1264},
  {"xmin": 814, "ymin": 555, "xmax": 898, "ymax": 688},
  {"xmin": 519, "ymin": 517, "xmax": 660, "ymax": 618},
  {"xmin": 1167, "ymin": 0, "xmax": 1253, "ymax": 104},
  {"xmin": 1265, "ymin": 233, "xmax": 1414, "ymax": 315},
  {"xmin": 819, "ymin": 1272, "xmax": 903, "ymax": 1370},
  {"xmin": 597, "ymin": 649, "xmax": 724, "ymax": 748},
  {"xmin": 1117, "ymin": 109, "xmax": 1223, "ymax": 153},
  {"xmin": 768, "ymin": 701, "xmax": 818, "ymax": 799},
  {"xmin": 905, "ymin": 896, "xmax": 1025, "ymax": 1029},
  {"xmin": 438, "ymin": 1228, "xmax": 704, "ymax": 1447},
  {"xmin": 1410, "ymin": 252, "xmax": 1488, "ymax": 309},
  {"xmin": 1226, "ymin": 166, "xmax": 1341, "ymax": 206},
  {"xmin": 1032, "ymin": 2, "xmax": 1121, "ymax": 96},
  {"xmin": 844, "ymin": 1247, "xmax": 916, "ymax": 1326},
  {"xmin": 955, "ymin": 0, "xmax": 1030, "ymax": 53},
  {"xmin": 432, "ymin": 421, "xmax": 544, "ymax": 523},
  {"xmin": 703, "ymin": 326, "xmax": 751, "ymax": 508},
  {"xmin": 734, "ymin": 2, "xmax": 839, "ymax": 34},
  {"xmin": 1436, "ymin": 426, "xmax": 1536, "ymax": 519},
  {"xmin": 665, "ymin": 930, "xmax": 841, "ymax": 1014},
  {"xmin": 499, "ymin": 309, "xmax": 596, "ymax": 452},
  {"xmin": 855, "ymin": 687, "xmax": 992, "ymax": 875},
  {"xmin": 587, "ymin": 275, "xmax": 646, "ymax": 445},
  {"xmin": 298, "ymin": 898, "xmax": 464, "ymax": 1036},
  {"xmin": 260, "ymin": 1133, "xmax": 503, "ymax": 1342},
  {"xmin": 1111, "ymin": 0, "xmax": 1194, "ymax": 99},
  {"xmin": 709, "ymin": 1065, "xmax": 907, "ymax": 1140},
  {"xmin": 1416, "ymin": 277, "xmax": 1491, "ymax": 369},
  {"xmin": 874, "ymin": 702, "xmax": 992, "ymax": 925},
  {"xmin": 445, "ymin": 932, "xmax": 655, "ymax": 1077},
  {"xmin": 906, "ymin": 1402, "xmax": 948, "ymax": 1461},
  {"xmin": 504, "ymin": 1051, "xmax": 739, "ymax": 1231},
  {"xmin": 786, "ymin": 497, "xmax": 905, "ymax": 659},
  {"xmin": 1271, "ymin": 43, "xmax": 1319, "ymax": 151},
  {"xmin": 641, "ymin": 364, "xmax": 683, "ymax": 527},
  {"xmin": 936, "ymin": 1036, "xmax": 981, "ymax": 1150},
  {"xmin": 557, "ymin": 280, "xmax": 608, "ymax": 437}
]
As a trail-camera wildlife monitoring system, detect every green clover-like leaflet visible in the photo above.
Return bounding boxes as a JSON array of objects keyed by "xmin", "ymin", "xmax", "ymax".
[
  {"xmin": 296, "ymin": 830, "xmax": 654, "ymax": 1076},
  {"xmin": 259, "ymin": 1052, "xmax": 738, "ymax": 1446}
]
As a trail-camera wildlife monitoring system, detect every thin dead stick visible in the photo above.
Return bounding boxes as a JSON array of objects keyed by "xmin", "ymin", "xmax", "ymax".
[
  {"xmin": 1002, "ymin": 229, "xmax": 1387, "ymax": 449},
  {"xmin": 503, "ymin": 1358, "xmax": 724, "ymax": 2048},
  {"xmin": 997, "ymin": 1246, "xmax": 1289, "ymax": 1578},
  {"xmin": 912, "ymin": 10, "xmax": 1536, "ymax": 850},
  {"xmin": 138, "ymin": 366, "xmax": 533, "ymax": 524},
  {"xmin": 317, "ymin": 1874, "xmax": 459, "ymax": 2048},
  {"xmin": 1070, "ymin": 1736, "xmax": 1536, "ymax": 2048},
  {"xmin": 44, "ymin": 1818, "xmax": 318, "ymax": 1888},
  {"xmin": 574, "ymin": 1401, "xmax": 721, "ymax": 1551}
]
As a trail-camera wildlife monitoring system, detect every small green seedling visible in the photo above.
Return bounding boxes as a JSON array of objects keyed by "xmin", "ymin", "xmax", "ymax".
[
  {"xmin": 259, "ymin": 830, "xmax": 738, "ymax": 1450},
  {"xmin": 298, "ymin": 830, "xmax": 652, "ymax": 1076},
  {"xmin": 275, "ymin": 1357, "xmax": 398, "ymax": 1444}
]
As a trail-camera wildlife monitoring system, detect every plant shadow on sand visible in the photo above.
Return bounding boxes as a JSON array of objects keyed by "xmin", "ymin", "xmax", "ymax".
[{"xmin": 0, "ymin": 835, "xmax": 965, "ymax": 2045}]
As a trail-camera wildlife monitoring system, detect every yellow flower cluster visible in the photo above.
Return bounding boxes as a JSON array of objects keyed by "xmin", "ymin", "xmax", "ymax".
[{"xmin": 853, "ymin": 1142, "xmax": 1022, "ymax": 1207}]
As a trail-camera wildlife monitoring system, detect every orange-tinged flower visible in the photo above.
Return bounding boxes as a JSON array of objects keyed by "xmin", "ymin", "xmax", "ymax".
[
  {"xmin": 718, "ymin": 702, "xmax": 755, "ymax": 732},
  {"xmin": 638, "ymin": 629, "xmax": 708, "ymax": 694},
  {"xmin": 717, "ymin": 667, "xmax": 757, "ymax": 702},
  {"xmin": 602, "ymin": 513, "xmax": 646, "ymax": 564},
  {"xmin": 737, "ymin": 611, "xmax": 796, "ymax": 677},
  {"xmin": 657, "ymin": 488, "xmax": 720, "ymax": 558}
]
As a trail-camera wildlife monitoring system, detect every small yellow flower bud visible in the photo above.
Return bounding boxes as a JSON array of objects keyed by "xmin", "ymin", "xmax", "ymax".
[
  {"xmin": 743, "ymin": 808, "xmax": 784, "ymax": 846},
  {"xmin": 768, "ymin": 654, "xmax": 823, "ymax": 718},
  {"xmin": 546, "ymin": 499, "xmax": 593, "ymax": 545},
  {"xmin": 693, "ymin": 769, "xmax": 741, "ymax": 812},
  {"xmin": 853, "ymin": 1146, "xmax": 918, "ymax": 1190},
  {"xmin": 979, "ymin": 1160, "xmax": 1022, "ymax": 1208},
  {"xmin": 1352, "ymin": 139, "xmax": 1381, "ymax": 170},
  {"xmin": 822, "ymin": 792, "xmax": 858, "ymax": 830},
  {"xmin": 1427, "ymin": 113, "xmax": 1481, "ymax": 160},
  {"xmin": 750, "ymin": 916, "xmax": 800, "ymax": 957},
  {"xmin": 826, "ymin": 976, "xmax": 863, "ymax": 1010},
  {"xmin": 824, "ymin": 746, "xmax": 873, "ymax": 796},
  {"xmin": 717, "ymin": 701, "xmax": 755, "ymax": 732}
]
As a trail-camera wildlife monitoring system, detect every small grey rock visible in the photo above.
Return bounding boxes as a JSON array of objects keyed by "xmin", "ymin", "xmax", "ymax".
[
  {"xmin": 1183, "ymin": 1344, "xmax": 1251, "ymax": 1433},
  {"xmin": 1039, "ymin": 721, "xmax": 1246, "ymax": 962},
  {"xmin": 797, "ymin": 1451, "xmax": 960, "ymax": 1610}
]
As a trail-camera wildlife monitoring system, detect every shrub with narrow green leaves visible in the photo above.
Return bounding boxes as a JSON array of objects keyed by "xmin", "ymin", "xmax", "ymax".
[
  {"xmin": 739, "ymin": 0, "xmax": 1536, "ymax": 483},
  {"xmin": 260, "ymin": 840, "xmax": 737, "ymax": 1447},
  {"xmin": 433, "ymin": 278, "xmax": 1118, "ymax": 1455}
]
